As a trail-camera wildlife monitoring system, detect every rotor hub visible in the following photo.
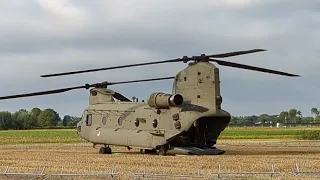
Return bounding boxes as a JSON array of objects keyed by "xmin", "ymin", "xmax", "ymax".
[{"xmin": 181, "ymin": 54, "xmax": 210, "ymax": 63}]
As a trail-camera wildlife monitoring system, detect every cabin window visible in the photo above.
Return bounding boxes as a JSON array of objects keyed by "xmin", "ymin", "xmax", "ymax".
[
  {"xmin": 135, "ymin": 119, "xmax": 139, "ymax": 127},
  {"xmin": 102, "ymin": 116, "xmax": 107, "ymax": 125},
  {"xmin": 118, "ymin": 117, "xmax": 124, "ymax": 126},
  {"xmin": 86, "ymin": 114, "xmax": 92, "ymax": 126},
  {"xmin": 152, "ymin": 119, "xmax": 158, "ymax": 128},
  {"xmin": 91, "ymin": 91, "xmax": 97, "ymax": 96}
]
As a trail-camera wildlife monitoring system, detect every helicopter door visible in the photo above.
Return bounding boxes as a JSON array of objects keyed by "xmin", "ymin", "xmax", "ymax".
[
  {"xmin": 79, "ymin": 112, "xmax": 92, "ymax": 141},
  {"xmin": 86, "ymin": 114, "xmax": 93, "ymax": 126}
]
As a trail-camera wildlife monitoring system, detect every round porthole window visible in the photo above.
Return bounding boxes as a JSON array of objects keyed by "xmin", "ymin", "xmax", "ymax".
[
  {"xmin": 91, "ymin": 90, "xmax": 97, "ymax": 96},
  {"xmin": 118, "ymin": 117, "xmax": 124, "ymax": 126},
  {"xmin": 102, "ymin": 116, "xmax": 107, "ymax": 125},
  {"xmin": 152, "ymin": 119, "xmax": 158, "ymax": 128},
  {"xmin": 135, "ymin": 119, "xmax": 139, "ymax": 127}
]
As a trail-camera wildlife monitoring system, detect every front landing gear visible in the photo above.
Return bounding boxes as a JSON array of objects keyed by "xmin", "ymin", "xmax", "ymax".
[
  {"xmin": 99, "ymin": 145, "xmax": 112, "ymax": 154},
  {"xmin": 157, "ymin": 145, "xmax": 168, "ymax": 156}
]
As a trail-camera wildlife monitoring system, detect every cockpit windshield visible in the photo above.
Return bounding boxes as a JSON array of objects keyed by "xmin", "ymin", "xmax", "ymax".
[
  {"xmin": 172, "ymin": 74, "xmax": 179, "ymax": 94},
  {"xmin": 76, "ymin": 111, "xmax": 86, "ymax": 132}
]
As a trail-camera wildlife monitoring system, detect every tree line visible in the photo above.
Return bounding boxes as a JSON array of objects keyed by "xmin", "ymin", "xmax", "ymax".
[
  {"xmin": 0, "ymin": 108, "xmax": 80, "ymax": 130},
  {"xmin": 231, "ymin": 108, "xmax": 320, "ymax": 125},
  {"xmin": 1, "ymin": 107, "xmax": 320, "ymax": 130}
]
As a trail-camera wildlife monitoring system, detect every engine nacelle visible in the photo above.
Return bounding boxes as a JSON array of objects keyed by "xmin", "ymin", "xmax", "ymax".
[{"xmin": 147, "ymin": 92, "xmax": 184, "ymax": 109}]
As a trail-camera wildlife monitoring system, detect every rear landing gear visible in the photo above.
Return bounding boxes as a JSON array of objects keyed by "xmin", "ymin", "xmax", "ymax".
[
  {"xmin": 99, "ymin": 145, "xmax": 112, "ymax": 154},
  {"xmin": 140, "ymin": 149, "xmax": 157, "ymax": 154}
]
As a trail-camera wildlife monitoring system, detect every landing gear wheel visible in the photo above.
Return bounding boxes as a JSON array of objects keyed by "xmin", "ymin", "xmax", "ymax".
[
  {"xmin": 99, "ymin": 147, "xmax": 106, "ymax": 154},
  {"xmin": 105, "ymin": 147, "xmax": 112, "ymax": 154},
  {"xmin": 99, "ymin": 146, "xmax": 112, "ymax": 154},
  {"xmin": 158, "ymin": 146, "xmax": 168, "ymax": 156},
  {"xmin": 140, "ymin": 149, "xmax": 157, "ymax": 154}
]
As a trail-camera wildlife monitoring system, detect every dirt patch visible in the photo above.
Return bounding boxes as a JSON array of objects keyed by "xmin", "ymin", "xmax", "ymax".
[{"xmin": 0, "ymin": 141, "xmax": 319, "ymax": 179}]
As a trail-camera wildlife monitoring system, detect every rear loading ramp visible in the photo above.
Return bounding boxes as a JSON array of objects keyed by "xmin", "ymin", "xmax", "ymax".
[{"xmin": 167, "ymin": 146, "xmax": 225, "ymax": 155}]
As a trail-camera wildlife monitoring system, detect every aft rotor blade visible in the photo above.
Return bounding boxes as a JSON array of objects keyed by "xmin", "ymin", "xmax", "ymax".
[
  {"xmin": 40, "ymin": 59, "xmax": 183, "ymax": 78},
  {"xmin": 0, "ymin": 85, "xmax": 86, "ymax": 100},
  {"xmin": 209, "ymin": 59, "xmax": 300, "ymax": 77},
  {"xmin": 107, "ymin": 76, "xmax": 175, "ymax": 85},
  {"xmin": 208, "ymin": 49, "xmax": 266, "ymax": 58},
  {"xmin": 40, "ymin": 49, "xmax": 267, "ymax": 78},
  {"xmin": 113, "ymin": 92, "xmax": 131, "ymax": 102}
]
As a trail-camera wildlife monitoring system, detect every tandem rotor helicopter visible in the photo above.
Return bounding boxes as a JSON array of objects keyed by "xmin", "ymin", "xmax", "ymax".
[{"xmin": 0, "ymin": 49, "xmax": 299, "ymax": 155}]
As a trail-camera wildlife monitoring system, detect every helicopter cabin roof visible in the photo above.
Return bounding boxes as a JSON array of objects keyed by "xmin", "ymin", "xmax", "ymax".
[
  {"xmin": 90, "ymin": 88, "xmax": 115, "ymax": 95},
  {"xmin": 87, "ymin": 101, "xmax": 146, "ymax": 112}
]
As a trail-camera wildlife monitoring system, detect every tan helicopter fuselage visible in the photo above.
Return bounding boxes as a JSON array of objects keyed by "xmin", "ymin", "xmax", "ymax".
[{"xmin": 76, "ymin": 62, "xmax": 231, "ymax": 150}]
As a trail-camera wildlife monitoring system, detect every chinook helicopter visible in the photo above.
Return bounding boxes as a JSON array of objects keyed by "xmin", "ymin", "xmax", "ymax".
[{"xmin": 0, "ymin": 49, "xmax": 299, "ymax": 155}]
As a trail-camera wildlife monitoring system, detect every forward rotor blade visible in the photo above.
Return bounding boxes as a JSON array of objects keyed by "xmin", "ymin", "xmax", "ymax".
[
  {"xmin": 0, "ymin": 85, "xmax": 86, "ymax": 100},
  {"xmin": 209, "ymin": 59, "xmax": 300, "ymax": 77},
  {"xmin": 208, "ymin": 49, "xmax": 266, "ymax": 58},
  {"xmin": 40, "ymin": 59, "xmax": 183, "ymax": 78},
  {"xmin": 107, "ymin": 76, "xmax": 175, "ymax": 85},
  {"xmin": 0, "ymin": 76, "xmax": 175, "ymax": 101}
]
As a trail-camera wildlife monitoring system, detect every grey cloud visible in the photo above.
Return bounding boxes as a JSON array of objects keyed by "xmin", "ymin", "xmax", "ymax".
[{"xmin": 0, "ymin": 0, "xmax": 318, "ymax": 117}]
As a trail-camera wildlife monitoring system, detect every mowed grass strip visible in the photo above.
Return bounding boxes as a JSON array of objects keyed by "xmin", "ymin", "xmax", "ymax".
[
  {"xmin": 220, "ymin": 127, "xmax": 320, "ymax": 139},
  {"xmin": 0, "ymin": 129, "xmax": 82, "ymax": 145},
  {"xmin": 0, "ymin": 127, "xmax": 319, "ymax": 145}
]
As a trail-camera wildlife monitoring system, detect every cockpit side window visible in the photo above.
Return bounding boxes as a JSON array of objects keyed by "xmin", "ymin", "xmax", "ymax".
[{"xmin": 86, "ymin": 114, "xmax": 92, "ymax": 126}]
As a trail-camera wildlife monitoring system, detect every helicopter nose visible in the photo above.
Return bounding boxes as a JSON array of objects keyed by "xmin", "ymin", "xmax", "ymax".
[{"xmin": 76, "ymin": 121, "xmax": 81, "ymax": 133}]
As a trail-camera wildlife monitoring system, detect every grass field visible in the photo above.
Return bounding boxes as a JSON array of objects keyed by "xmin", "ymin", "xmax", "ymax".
[
  {"xmin": 0, "ymin": 127, "xmax": 319, "ymax": 179},
  {"xmin": 0, "ymin": 127, "xmax": 319, "ymax": 145}
]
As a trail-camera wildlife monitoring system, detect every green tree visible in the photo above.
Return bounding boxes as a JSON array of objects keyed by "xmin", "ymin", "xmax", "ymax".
[
  {"xmin": 279, "ymin": 111, "xmax": 289, "ymax": 123},
  {"xmin": 258, "ymin": 114, "xmax": 269, "ymax": 125},
  {"xmin": 246, "ymin": 115, "xmax": 258, "ymax": 125},
  {"xmin": 272, "ymin": 116, "xmax": 281, "ymax": 123},
  {"xmin": 31, "ymin": 107, "xmax": 41, "ymax": 117},
  {"xmin": 0, "ymin": 111, "xmax": 12, "ymax": 130},
  {"xmin": 234, "ymin": 116, "xmax": 244, "ymax": 125},
  {"xmin": 288, "ymin": 109, "xmax": 297, "ymax": 123},
  {"xmin": 11, "ymin": 109, "xmax": 28, "ymax": 129},
  {"xmin": 302, "ymin": 117, "xmax": 313, "ymax": 123},
  {"xmin": 18, "ymin": 109, "xmax": 28, "ymax": 113},
  {"xmin": 297, "ymin": 110, "xmax": 302, "ymax": 117},
  {"xmin": 20, "ymin": 113, "xmax": 37, "ymax": 129},
  {"xmin": 311, "ymin": 108, "xmax": 319, "ymax": 122},
  {"xmin": 67, "ymin": 116, "xmax": 81, "ymax": 127},
  {"xmin": 63, "ymin": 115, "xmax": 72, "ymax": 127},
  {"xmin": 295, "ymin": 110, "xmax": 302, "ymax": 123},
  {"xmin": 11, "ymin": 109, "xmax": 36, "ymax": 129},
  {"xmin": 311, "ymin": 108, "xmax": 319, "ymax": 116},
  {"xmin": 37, "ymin": 108, "xmax": 61, "ymax": 127}
]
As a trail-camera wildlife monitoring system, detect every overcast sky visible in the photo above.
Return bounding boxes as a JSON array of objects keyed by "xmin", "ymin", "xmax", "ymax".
[{"xmin": 0, "ymin": 0, "xmax": 319, "ymax": 118}]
